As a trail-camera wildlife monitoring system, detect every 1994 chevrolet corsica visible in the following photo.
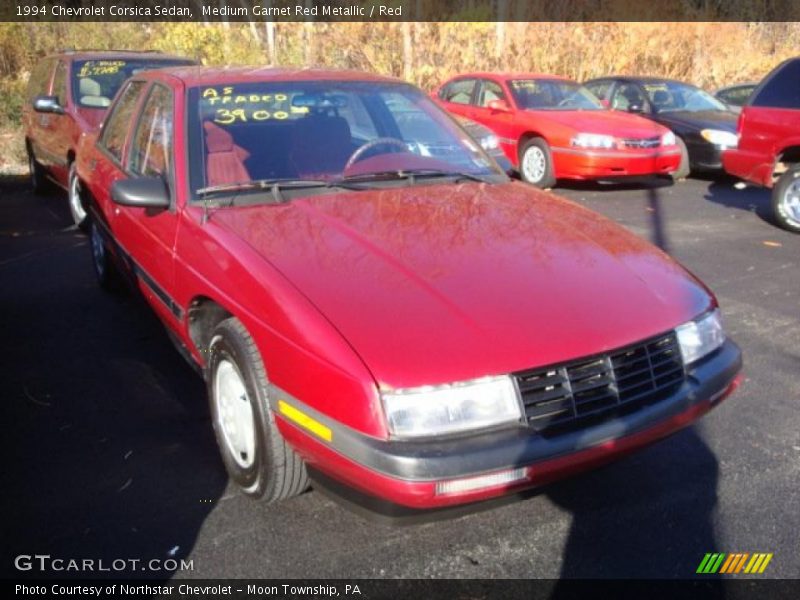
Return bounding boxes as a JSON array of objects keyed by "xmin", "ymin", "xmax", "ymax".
[{"xmin": 75, "ymin": 67, "xmax": 742, "ymax": 510}]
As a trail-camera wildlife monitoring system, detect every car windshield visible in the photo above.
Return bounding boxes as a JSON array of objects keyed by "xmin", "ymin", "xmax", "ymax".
[
  {"xmin": 187, "ymin": 81, "xmax": 504, "ymax": 197},
  {"xmin": 72, "ymin": 58, "xmax": 193, "ymax": 109},
  {"xmin": 509, "ymin": 79, "xmax": 604, "ymax": 111},
  {"xmin": 642, "ymin": 81, "xmax": 728, "ymax": 113}
]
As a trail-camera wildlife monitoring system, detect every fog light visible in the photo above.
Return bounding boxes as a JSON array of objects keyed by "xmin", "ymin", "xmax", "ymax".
[{"xmin": 435, "ymin": 468, "xmax": 529, "ymax": 496}]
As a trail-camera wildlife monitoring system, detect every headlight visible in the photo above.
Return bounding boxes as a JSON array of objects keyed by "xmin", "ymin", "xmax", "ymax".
[
  {"xmin": 480, "ymin": 133, "xmax": 500, "ymax": 152},
  {"xmin": 700, "ymin": 129, "xmax": 738, "ymax": 148},
  {"xmin": 661, "ymin": 131, "xmax": 676, "ymax": 146},
  {"xmin": 571, "ymin": 133, "xmax": 615, "ymax": 149},
  {"xmin": 381, "ymin": 375, "xmax": 522, "ymax": 438},
  {"xmin": 676, "ymin": 309, "xmax": 726, "ymax": 366}
]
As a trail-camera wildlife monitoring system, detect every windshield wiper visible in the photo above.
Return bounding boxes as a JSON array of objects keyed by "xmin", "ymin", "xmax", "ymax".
[
  {"xmin": 195, "ymin": 178, "xmax": 366, "ymax": 223},
  {"xmin": 196, "ymin": 178, "xmax": 333, "ymax": 197},
  {"xmin": 335, "ymin": 169, "xmax": 490, "ymax": 186}
]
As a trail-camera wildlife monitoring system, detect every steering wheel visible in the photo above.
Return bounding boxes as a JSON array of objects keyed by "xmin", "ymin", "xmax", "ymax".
[{"xmin": 344, "ymin": 137, "xmax": 408, "ymax": 171}]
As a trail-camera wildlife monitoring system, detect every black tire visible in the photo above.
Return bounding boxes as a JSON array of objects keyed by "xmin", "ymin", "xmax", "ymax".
[
  {"xmin": 772, "ymin": 166, "xmax": 800, "ymax": 234},
  {"xmin": 672, "ymin": 136, "xmax": 691, "ymax": 180},
  {"xmin": 68, "ymin": 163, "xmax": 89, "ymax": 231},
  {"xmin": 89, "ymin": 218, "xmax": 121, "ymax": 291},
  {"xmin": 27, "ymin": 143, "xmax": 50, "ymax": 195},
  {"xmin": 206, "ymin": 317, "xmax": 308, "ymax": 502},
  {"xmin": 519, "ymin": 138, "xmax": 556, "ymax": 188}
]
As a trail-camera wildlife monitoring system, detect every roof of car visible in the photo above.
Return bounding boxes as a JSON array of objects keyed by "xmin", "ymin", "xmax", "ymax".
[
  {"xmin": 586, "ymin": 75, "xmax": 692, "ymax": 85},
  {"xmin": 714, "ymin": 82, "xmax": 758, "ymax": 92},
  {"xmin": 46, "ymin": 50, "xmax": 194, "ymax": 62},
  {"xmin": 144, "ymin": 66, "xmax": 405, "ymax": 87},
  {"xmin": 449, "ymin": 72, "xmax": 571, "ymax": 82}
]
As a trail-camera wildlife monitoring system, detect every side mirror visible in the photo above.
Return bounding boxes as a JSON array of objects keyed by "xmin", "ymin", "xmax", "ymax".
[
  {"xmin": 33, "ymin": 95, "xmax": 65, "ymax": 115},
  {"xmin": 627, "ymin": 104, "xmax": 645, "ymax": 114},
  {"xmin": 111, "ymin": 177, "xmax": 170, "ymax": 209},
  {"xmin": 600, "ymin": 98, "xmax": 610, "ymax": 108},
  {"xmin": 487, "ymin": 99, "xmax": 511, "ymax": 113}
]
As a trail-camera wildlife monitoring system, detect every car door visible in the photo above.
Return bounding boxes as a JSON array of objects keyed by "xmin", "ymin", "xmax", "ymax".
[
  {"xmin": 92, "ymin": 78, "xmax": 178, "ymax": 324},
  {"xmin": 437, "ymin": 78, "xmax": 478, "ymax": 120},
  {"xmin": 25, "ymin": 58, "xmax": 55, "ymax": 164},
  {"xmin": 45, "ymin": 59, "xmax": 73, "ymax": 185},
  {"xmin": 114, "ymin": 82, "xmax": 183, "ymax": 326},
  {"xmin": 471, "ymin": 78, "xmax": 517, "ymax": 160}
]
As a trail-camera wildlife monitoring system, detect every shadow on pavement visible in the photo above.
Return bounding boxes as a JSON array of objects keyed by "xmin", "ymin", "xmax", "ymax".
[
  {"xmin": 546, "ymin": 426, "xmax": 724, "ymax": 588},
  {"xmin": 702, "ymin": 176, "xmax": 775, "ymax": 227},
  {"xmin": 1, "ymin": 173, "xmax": 227, "ymax": 579}
]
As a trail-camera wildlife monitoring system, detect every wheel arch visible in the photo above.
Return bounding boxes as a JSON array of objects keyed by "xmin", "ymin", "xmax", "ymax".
[
  {"xmin": 516, "ymin": 131, "xmax": 549, "ymax": 168},
  {"xmin": 186, "ymin": 295, "xmax": 234, "ymax": 362}
]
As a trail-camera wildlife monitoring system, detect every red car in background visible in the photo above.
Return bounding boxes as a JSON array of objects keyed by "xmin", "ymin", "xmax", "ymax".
[
  {"xmin": 434, "ymin": 73, "xmax": 681, "ymax": 187},
  {"xmin": 723, "ymin": 57, "xmax": 800, "ymax": 233},
  {"xmin": 74, "ymin": 67, "xmax": 741, "ymax": 511},
  {"xmin": 22, "ymin": 50, "xmax": 196, "ymax": 227}
]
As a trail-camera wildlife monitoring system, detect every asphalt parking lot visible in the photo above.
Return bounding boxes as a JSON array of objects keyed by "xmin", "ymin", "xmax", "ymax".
[{"xmin": 1, "ymin": 172, "xmax": 798, "ymax": 580}]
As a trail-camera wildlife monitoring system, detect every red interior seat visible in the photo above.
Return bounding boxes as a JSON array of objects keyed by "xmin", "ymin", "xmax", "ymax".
[{"xmin": 203, "ymin": 121, "xmax": 251, "ymax": 187}]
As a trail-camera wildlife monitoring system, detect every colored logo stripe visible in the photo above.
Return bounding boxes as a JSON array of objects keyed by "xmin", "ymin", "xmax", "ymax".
[
  {"xmin": 697, "ymin": 553, "xmax": 772, "ymax": 574},
  {"xmin": 697, "ymin": 553, "xmax": 726, "ymax": 573}
]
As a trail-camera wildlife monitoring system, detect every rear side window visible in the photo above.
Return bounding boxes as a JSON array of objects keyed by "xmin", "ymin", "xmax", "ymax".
[
  {"xmin": 440, "ymin": 79, "xmax": 476, "ymax": 105},
  {"xmin": 100, "ymin": 80, "xmax": 147, "ymax": 164},
  {"xmin": 585, "ymin": 80, "xmax": 612, "ymax": 101},
  {"xmin": 717, "ymin": 86, "xmax": 754, "ymax": 107},
  {"xmin": 26, "ymin": 59, "xmax": 54, "ymax": 103},
  {"xmin": 128, "ymin": 84, "xmax": 174, "ymax": 180},
  {"xmin": 752, "ymin": 60, "xmax": 800, "ymax": 109}
]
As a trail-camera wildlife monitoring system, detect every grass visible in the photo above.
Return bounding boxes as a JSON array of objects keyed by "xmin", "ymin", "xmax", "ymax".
[{"xmin": 0, "ymin": 127, "xmax": 26, "ymax": 175}]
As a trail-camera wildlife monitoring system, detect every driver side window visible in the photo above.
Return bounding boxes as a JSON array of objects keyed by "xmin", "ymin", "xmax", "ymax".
[
  {"xmin": 100, "ymin": 80, "xmax": 147, "ymax": 164},
  {"xmin": 612, "ymin": 83, "xmax": 646, "ymax": 111},
  {"xmin": 128, "ymin": 84, "xmax": 174, "ymax": 181},
  {"xmin": 476, "ymin": 80, "xmax": 507, "ymax": 107}
]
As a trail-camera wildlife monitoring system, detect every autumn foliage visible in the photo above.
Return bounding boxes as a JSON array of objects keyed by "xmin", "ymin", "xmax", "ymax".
[{"xmin": 0, "ymin": 21, "xmax": 798, "ymax": 166}]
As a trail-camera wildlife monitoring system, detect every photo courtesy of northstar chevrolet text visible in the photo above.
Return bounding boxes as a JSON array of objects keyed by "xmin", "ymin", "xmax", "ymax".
[{"xmin": 2, "ymin": 0, "xmax": 799, "ymax": 593}]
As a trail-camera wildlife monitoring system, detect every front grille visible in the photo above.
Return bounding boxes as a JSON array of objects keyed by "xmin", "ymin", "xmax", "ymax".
[
  {"xmin": 515, "ymin": 332, "xmax": 685, "ymax": 434},
  {"xmin": 622, "ymin": 136, "xmax": 661, "ymax": 149}
]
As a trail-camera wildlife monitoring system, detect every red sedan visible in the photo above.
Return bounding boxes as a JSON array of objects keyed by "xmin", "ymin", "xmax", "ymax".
[
  {"xmin": 434, "ymin": 73, "xmax": 682, "ymax": 187},
  {"xmin": 74, "ymin": 67, "xmax": 741, "ymax": 511},
  {"xmin": 22, "ymin": 50, "xmax": 196, "ymax": 227}
]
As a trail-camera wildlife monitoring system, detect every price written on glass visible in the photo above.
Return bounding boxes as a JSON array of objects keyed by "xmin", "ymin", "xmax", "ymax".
[
  {"xmin": 78, "ymin": 61, "xmax": 126, "ymax": 77},
  {"xmin": 202, "ymin": 87, "xmax": 300, "ymax": 125}
]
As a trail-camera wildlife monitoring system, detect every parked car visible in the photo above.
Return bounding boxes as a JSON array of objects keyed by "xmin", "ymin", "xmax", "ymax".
[
  {"xmin": 714, "ymin": 82, "xmax": 758, "ymax": 113},
  {"xmin": 585, "ymin": 76, "xmax": 739, "ymax": 179},
  {"xmin": 455, "ymin": 115, "xmax": 513, "ymax": 173},
  {"xmin": 433, "ymin": 72, "xmax": 681, "ymax": 188},
  {"xmin": 23, "ymin": 50, "xmax": 197, "ymax": 227},
  {"xmin": 74, "ymin": 66, "xmax": 742, "ymax": 511},
  {"xmin": 723, "ymin": 58, "xmax": 800, "ymax": 233}
]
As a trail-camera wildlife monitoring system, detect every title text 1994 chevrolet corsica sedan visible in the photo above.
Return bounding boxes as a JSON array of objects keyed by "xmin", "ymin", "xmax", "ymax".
[{"xmin": 74, "ymin": 67, "xmax": 742, "ymax": 511}]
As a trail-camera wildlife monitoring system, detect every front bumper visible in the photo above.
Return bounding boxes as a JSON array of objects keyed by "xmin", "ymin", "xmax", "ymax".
[
  {"xmin": 551, "ymin": 147, "xmax": 681, "ymax": 179},
  {"xmin": 274, "ymin": 339, "xmax": 742, "ymax": 509},
  {"xmin": 687, "ymin": 139, "xmax": 726, "ymax": 172}
]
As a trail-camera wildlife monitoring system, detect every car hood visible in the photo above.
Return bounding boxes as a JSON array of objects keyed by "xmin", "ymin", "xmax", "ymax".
[
  {"xmin": 214, "ymin": 182, "xmax": 711, "ymax": 389},
  {"xmin": 524, "ymin": 109, "xmax": 667, "ymax": 138},
  {"xmin": 654, "ymin": 110, "xmax": 738, "ymax": 132}
]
